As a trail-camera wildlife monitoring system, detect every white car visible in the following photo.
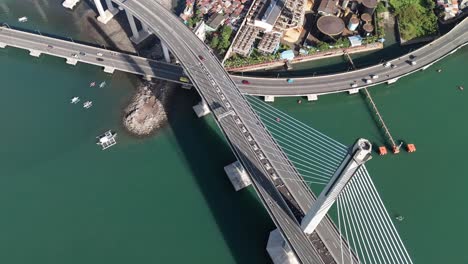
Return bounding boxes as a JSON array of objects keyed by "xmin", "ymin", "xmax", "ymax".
[
  {"xmin": 410, "ymin": 61, "xmax": 417, "ymax": 66},
  {"xmin": 371, "ymin": 74, "xmax": 379, "ymax": 79},
  {"xmin": 365, "ymin": 79, "xmax": 373, "ymax": 84},
  {"xmin": 383, "ymin": 62, "xmax": 391, "ymax": 68},
  {"xmin": 391, "ymin": 64, "xmax": 397, "ymax": 68},
  {"xmin": 97, "ymin": 52, "xmax": 103, "ymax": 57},
  {"xmin": 351, "ymin": 83, "xmax": 358, "ymax": 88}
]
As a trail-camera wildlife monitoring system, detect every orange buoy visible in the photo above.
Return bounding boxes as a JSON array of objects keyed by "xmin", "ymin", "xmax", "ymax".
[
  {"xmin": 379, "ymin": 146, "xmax": 388, "ymax": 156},
  {"xmin": 392, "ymin": 146, "xmax": 400, "ymax": 154},
  {"xmin": 407, "ymin": 143, "xmax": 416, "ymax": 153}
]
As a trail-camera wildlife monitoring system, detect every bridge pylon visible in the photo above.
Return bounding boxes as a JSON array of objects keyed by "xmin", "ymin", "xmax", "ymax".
[{"xmin": 301, "ymin": 138, "xmax": 372, "ymax": 235}]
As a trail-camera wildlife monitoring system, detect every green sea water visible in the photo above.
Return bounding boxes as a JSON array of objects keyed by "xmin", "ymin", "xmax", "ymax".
[{"xmin": 1, "ymin": 1, "xmax": 467, "ymax": 263}]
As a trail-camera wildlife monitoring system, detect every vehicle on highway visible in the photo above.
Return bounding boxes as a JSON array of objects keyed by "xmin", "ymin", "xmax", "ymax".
[
  {"xmin": 383, "ymin": 62, "xmax": 391, "ymax": 68},
  {"xmin": 391, "ymin": 64, "xmax": 397, "ymax": 69},
  {"xmin": 179, "ymin": 76, "xmax": 189, "ymax": 83},
  {"xmin": 408, "ymin": 60, "xmax": 417, "ymax": 66},
  {"xmin": 47, "ymin": 45, "xmax": 53, "ymax": 49},
  {"xmin": 242, "ymin": 80, "xmax": 250, "ymax": 85},
  {"xmin": 287, "ymin": 78, "xmax": 294, "ymax": 83},
  {"xmin": 72, "ymin": 53, "xmax": 78, "ymax": 58},
  {"xmin": 79, "ymin": 51, "xmax": 86, "ymax": 56},
  {"xmin": 365, "ymin": 79, "xmax": 373, "ymax": 84},
  {"xmin": 97, "ymin": 52, "xmax": 103, "ymax": 57},
  {"xmin": 371, "ymin": 74, "xmax": 379, "ymax": 79},
  {"xmin": 96, "ymin": 58, "xmax": 104, "ymax": 62},
  {"xmin": 351, "ymin": 83, "xmax": 358, "ymax": 88},
  {"xmin": 198, "ymin": 55, "xmax": 205, "ymax": 61}
]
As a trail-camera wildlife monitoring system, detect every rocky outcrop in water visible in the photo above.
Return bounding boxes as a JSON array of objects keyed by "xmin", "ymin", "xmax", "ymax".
[{"xmin": 123, "ymin": 81, "xmax": 172, "ymax": 136}]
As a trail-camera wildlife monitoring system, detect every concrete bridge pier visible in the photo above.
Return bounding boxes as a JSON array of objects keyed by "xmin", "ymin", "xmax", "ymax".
[
  {"xmin": 66, "ymin": 58, "xmax": 78, "ymax": 65},
  {"xmin": 159, "ymin": 40, "xmax": 171, "ymax": 63},
  {"xmin": 103, "ymin": 66, "xmax": 116, "ymax": 74},
  {"xmin": 387, "ymin": 77, "xmax": 399, "ymax": 84},
  {"xmin": 125, "ymin": 10, "xmax": 151, "ymax": 45},
  {"xmin": 29, "ymin": 49, "xmax": 41, "ymax": 57},
  {"xmin": 348, "ymin": 88, "xmax": 359, "ymax": 94},
  {"xmin": 306, "ymin": 94, "xmax": 318, "ymax": 101},
  {"xmin": 94, "ymin": 0, "xmax": 118, "ymax": 24},
  {"xmin": 192, "ymin": 100, "xmax": 211, "ymax": 117},
  {"xmin": 0, "ymin": 42, "xmax": 6, "ymax": 48},
  {"xmin": 224, "ymin": 161, "xmax": 251, "ymax": 191},
  {"xmin": 62, "ymin": 0, "xmax": 80, "ymax": 9},
  {"xmin": 267, "ymin": 229, "xmax": 300, "ymax": 264},
  {"xmin": 264, "ymin": 96, "xmax": 275, "ymax": 102}
]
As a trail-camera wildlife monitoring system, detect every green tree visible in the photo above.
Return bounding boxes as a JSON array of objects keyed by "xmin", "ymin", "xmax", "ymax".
[{"xmin": 211, "ymin": 35, "xmax": 219, "ymax": 49}]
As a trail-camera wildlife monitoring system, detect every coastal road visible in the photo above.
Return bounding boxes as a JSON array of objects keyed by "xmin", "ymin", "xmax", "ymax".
[
  {"xmin": 1, "ymin": 16, "xmax": 466, "ymax": 98},
  {"xmin": 233, "ymin": 17, "xmax": 468, "ymax": 96},
  {"xmin": 112, "ymin": 0, "xmax": 358, "ymax": 263},
  {"xmin": 0, "ymin": 26, "xmax": 187, "ymax": 85}
]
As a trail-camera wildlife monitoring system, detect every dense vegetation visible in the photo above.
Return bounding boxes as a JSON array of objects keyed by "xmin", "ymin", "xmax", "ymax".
[
  {"xmin": 390, "ymin": 0, "xmax": 438, "ymax": 40},
  {"xmin": 210, "ymin": 25, "xmax": 233, "ymax": 53},
  {"xmin": 224, "ymin": 49, "xmax": 278, "ymax": 68}
]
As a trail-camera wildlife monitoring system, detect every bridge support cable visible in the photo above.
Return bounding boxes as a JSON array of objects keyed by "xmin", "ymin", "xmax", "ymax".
[
  {"xmin": 245, "ymin": 96, "xmax": 351, "ymax": 185},
  {"xmin": 338, "ymin": 196, "xmax": 356, "ymax": 264},
  {"xmin": 345, "ymin": 179, "xmax": 394, "ymax": 264},
  {"xmin": 244, "ymin": 96, "xmax": 414, "ymax": 263},
  {"xmin": 246, "ymin": 96, "xmax": 348, "ymax": 152},
  {"xmin": 340, "ymin": 189, "xmax": 365, "ymax": 264},
  {"xmin": 336, "ymin": 198, "xmax": 345, "ymax": 264},
  {"xmin": 342, "ymin": 187, "xmax": 380, "ymax": 264},
  {"xmin": 358, "ymin": 168, "xmax": 414, "ymax": 263},
  {"xmin": 247, "ymin": 96, "xmax": 348, "ymax": 156},
  {"xmin": 353, "ymin": 170, "xmax": 406, "ymax": 264},
  {"xmin": 335, "ymin": 168, "xmax": 414, "ymax": 264},
  {"xmin": 249, "ymin": 115, "xmax": 345, "ymax": 169}
]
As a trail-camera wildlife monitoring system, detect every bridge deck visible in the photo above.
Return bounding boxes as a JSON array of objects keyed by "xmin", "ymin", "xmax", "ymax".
[
  {"xmin": 0, "ymin": 26, "xmax": 187, "ymax": 84},
  {"xmin": 113, "ymin": 0, "xmax": 360, "ymax": 263},
  {"xmin": 1, "ymin": 17, "xmax": 466, "ymax": 98}
]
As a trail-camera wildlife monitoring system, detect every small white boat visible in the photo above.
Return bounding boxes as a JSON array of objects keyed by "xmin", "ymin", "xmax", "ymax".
[
  {"xmin": 71, "ymin": 97, "xmax": 80, "ymax": 104},
  {"xmin": 96, "ymin": 130, "xmax": 117, "ymax": 150},
  {"xmin": 83, "ymin": 101, "xmax": 93, "ymax": 109},
  {"xmin": 99, "ymin": 81, "xmax": 106, "ymax": 88},
  {"xmin": 18, "ymin": 16, "xmax": 28, "ymax": 23}
]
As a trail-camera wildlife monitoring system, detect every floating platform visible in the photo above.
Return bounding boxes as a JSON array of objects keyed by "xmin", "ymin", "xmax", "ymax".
[
  {"xmin": 378, "ymin": 146, "xmax": 388, "ymax": 156},
  {"xmin": 406, "ymin": 144, "xmax": 416, "ymax": 153}
]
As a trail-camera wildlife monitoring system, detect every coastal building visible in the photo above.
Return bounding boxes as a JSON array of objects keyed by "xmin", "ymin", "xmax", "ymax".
[
  {"xmin": 253, "ymin": 0, "xmax": 284, "ymax": 32},
  {"xmin": 231, "ymin": 25, "xmax": 260, "ymax": 56},
  {"xmin": 317, "ymin": 0, "xmax": 339, "ymax": 16},
  {"xmin": 436, "ymin": 0, "xmax": 461, "ymax": 20},
  {"xmin": 348, "ymin": 35, "xmax": 362, "ymax": 47},
  {"xmin": 206, "ymin": 13, "xmax": 228, "ymax": 31},
  {"xmin": 316, "ymin": 15, "xmax": 345, "ymax": 42},
  {"xmin": 193, "ymin": 21, "xmax": 207, "ymax": 41},
  {"xmin": 348, "ymin": 15, "xmax": 360, "ymax": 31},
  {"xmin": 257, "ymin": 32, "xmax": 282, "ymax": 53},
  {"xmin": 360, "ymin": 0, "xmax": 378, "ymax": 15}
]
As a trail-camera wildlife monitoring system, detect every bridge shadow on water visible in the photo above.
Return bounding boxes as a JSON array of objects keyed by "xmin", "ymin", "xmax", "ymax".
[{"xmin": 164, "ymin": 89, "xmax": 274, "ymax": 263}]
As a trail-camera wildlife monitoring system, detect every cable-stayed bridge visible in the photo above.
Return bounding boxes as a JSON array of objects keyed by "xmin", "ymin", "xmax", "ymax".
[
  {"xmin": 2, "ymin": 0, "xmax": 416, "ymax": 262},
  {"xmin": 248, "ymin": 96, "xmax": 413, "ymax": 263}
]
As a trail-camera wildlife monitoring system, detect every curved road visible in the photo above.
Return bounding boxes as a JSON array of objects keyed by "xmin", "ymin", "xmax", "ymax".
[
  {"xmin": 233, "ymin": 17, "xmax": 468, "ymax": 96},
  {"xmin": 2, "ymin": 17, "xmax": 466, "ymax": 98}
]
